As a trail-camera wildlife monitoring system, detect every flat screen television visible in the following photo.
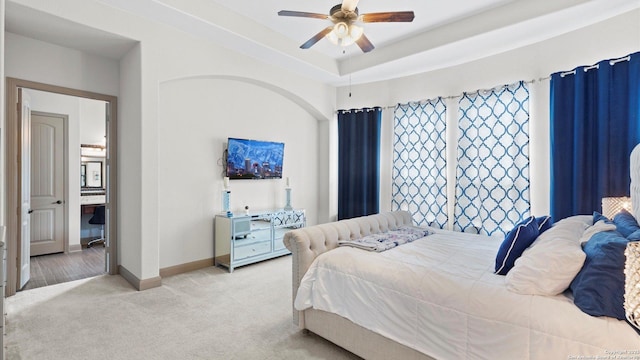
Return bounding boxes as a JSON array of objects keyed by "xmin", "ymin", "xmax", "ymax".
[{"xmin": 226, "ymin": 137, "xmax": 284, "ymax": 180}]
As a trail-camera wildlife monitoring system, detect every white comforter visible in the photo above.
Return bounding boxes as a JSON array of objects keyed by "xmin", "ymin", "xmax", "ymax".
[{"xmin": 295, "ymin": 229, "xmax": 640, "ymax": 359}]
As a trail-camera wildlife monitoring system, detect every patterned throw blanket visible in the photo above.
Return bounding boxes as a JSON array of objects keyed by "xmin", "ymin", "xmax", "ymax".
[{"xmin": 338, "ymin": 226, "xmax": 433, "ymax": 252}]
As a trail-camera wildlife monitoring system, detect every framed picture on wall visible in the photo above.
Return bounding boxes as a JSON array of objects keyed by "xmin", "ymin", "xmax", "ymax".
[{"xmin": 85, "ymin": 161, "xmax": 102, "ymax": 188}]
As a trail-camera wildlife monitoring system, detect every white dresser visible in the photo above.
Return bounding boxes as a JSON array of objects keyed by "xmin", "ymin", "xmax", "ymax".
[{"xmin": 214, "ymin": 209, "xmax": 305, "ymax": 272}]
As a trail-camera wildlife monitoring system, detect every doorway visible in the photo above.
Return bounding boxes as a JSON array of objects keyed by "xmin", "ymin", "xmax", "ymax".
[{"xmin": 5, "ymin": 77, "xmax": 118, "ymax": 297}]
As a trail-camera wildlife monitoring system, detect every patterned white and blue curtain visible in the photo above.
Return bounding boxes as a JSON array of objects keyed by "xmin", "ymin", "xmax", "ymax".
[
  {"xmin": 454, "ymin": 81, "xmax": 530, "ymax": 236},
  {"xmin": 392, "ymin": 99, "xmax": 448, "ymax": 228}
]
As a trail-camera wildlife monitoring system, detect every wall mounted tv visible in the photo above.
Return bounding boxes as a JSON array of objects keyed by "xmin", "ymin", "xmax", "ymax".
[{"xmin": 226, "ymin": 138, "xmax": 285, "ymax": 180}]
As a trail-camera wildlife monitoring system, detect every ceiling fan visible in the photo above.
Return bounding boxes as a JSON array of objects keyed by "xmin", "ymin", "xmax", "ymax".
[{"xmin": 277, "ymin": 0, "xmax": 414, "ymax": 53}]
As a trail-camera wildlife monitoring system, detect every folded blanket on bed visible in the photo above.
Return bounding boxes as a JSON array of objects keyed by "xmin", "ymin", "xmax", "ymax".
[{"xmin": 338, "ymin": 226, "xmax": 432, "ymax": 252}]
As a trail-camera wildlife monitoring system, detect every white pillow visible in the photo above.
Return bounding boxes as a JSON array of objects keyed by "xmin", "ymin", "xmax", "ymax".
[
  {"xmin": 579, "ymin": 220, "xmax": 616, "ymax": 245},
  {"xmin": 505, "ymin": 219, "xmax": 589, "ymax": 296}
]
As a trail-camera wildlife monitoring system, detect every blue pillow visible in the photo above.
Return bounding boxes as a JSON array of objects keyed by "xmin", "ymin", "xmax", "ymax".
[
  {"xmin": 593, "ymin": 211, "xmax": 611, "ymax": 224},
  {"xmin": 570, "ymin": 230, "xmax": 629, "ymax": 320},
  {"xmin": 628, "ymin": 229, "xmax": 640, "ymax": 241},
  {"xmin": 495, "ymin": 216, "xmax": 539, "ymax": 275},
  {"xmin": 613, "ymin": 208, "xmax": 640, "ymax": 238},
  {"xmin": 535, "ymin": 215, "xmax": 553, "ymax": 234}
]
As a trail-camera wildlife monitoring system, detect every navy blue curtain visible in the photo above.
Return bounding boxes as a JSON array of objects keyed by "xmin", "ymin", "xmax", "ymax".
[
  {"xmin": 338, "ymin": 107, "xmax": 382, "ymax": 220},
  {"xmin": 550, "ymin": 52, "xmax": 640, "ymax": 220}
]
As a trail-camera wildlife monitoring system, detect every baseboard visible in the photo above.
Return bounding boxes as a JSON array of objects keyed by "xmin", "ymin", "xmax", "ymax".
[
  {"xmin": 68, "ymin": 244, "xmax": 82, "ymax": 253},
  {"xmin": 159, "ymin": 257, "xmax": 214, "ymax": 278},
  {"xmin": 118, "ymin": 265, "xmax": 162, "ymax": 291}
]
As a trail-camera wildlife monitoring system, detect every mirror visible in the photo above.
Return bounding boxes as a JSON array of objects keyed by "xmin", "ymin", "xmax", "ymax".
[{"xmin": 84, "ymin": 161, "xmax": 103, "ymax": 188}]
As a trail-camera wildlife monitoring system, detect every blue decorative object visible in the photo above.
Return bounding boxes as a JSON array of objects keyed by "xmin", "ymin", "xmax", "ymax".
[
  {"xmin": 284, "ymin": 188, "xmax": 293, "ymax": 211},
  {"xmin": 454, "ymin": 81, "xmax": 531, "ymax": 236},
  {"xmin": 392, "ymin": 99, "xmax": 448, "ymax": 228},
  {"xmin": 222, "ymin": 190, "xmax": 232, "ymax": 217},
  {"xmin": 495, "ymin": 216, "xmax": 539, "ymax": 275},
  {"xmin": 570, "ymin": 230, "xmax": 629, "ymax": 320},
  {"xmin": 550, "ymin": 52, "xmax": 640, "ymax": 221}
]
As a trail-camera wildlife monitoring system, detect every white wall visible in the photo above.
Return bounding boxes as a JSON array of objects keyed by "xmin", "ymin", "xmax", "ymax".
[
  {"xmin": 335, "ymin": 8, "xmax": 640, "ymax": 222},
  {"xmin": 0, "ymin": 0, "xmax": 5, "ymax": 228},
  {"xmin": 5, "ymin": 0, "xmax": 335, "ymax": 279},
  {"xmin": 79, "ymin": 98, "xmax": 106, "ymax": 146},
  {"xmin": 4, "ymin": 32, "xmax": 119, "ymax": 96},
  {"xmin": 158, "ymin": 78, "xmax": 318, "ymax": 268}
]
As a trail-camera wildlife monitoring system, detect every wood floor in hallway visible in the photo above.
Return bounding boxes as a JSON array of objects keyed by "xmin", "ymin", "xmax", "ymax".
[{"xmin": 22, "ymin": 246, "xmax": 105, "ymax": 291}]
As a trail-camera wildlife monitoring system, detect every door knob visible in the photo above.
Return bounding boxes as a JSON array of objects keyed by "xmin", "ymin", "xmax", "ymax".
[
  {"xmin": 54, "ymin": 200, "xmax": 62, "ymax": 204},
  {"xmin": 28, "ymin": 209, "xmax": 33, "ymax": 214}
]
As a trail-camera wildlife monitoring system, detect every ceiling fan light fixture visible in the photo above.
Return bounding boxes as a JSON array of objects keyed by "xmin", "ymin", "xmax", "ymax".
[
  {"xmin": 333, "ymin": 22, "xmax": 349, "ymax": 38},
  {"xmin": 327, "ymin": 23, "xmax": 363, "ymax": 47},
  {"xmin": 349, "ymin": 24, "xmax": 364, "ymax": 41}
]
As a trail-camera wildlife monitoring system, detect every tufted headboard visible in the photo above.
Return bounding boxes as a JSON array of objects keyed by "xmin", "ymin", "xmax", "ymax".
[
  {"xmin": 632, "ymin": 144, "xmax": 640, "ymax": 222},
  {"xmin": 283, "ymin": 210, "xmax": 414, "ymax": 326}
]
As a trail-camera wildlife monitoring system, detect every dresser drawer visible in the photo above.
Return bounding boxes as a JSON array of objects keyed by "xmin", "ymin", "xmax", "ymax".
[{"xmin": 234, "ymin": 241, "xmax": 271, "ymax": 261}]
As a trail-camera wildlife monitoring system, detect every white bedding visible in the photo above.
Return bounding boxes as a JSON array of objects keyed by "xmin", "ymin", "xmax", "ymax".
[{"xmin": 295, "ymin": 228, "xmax": 640, "ymax": 359}]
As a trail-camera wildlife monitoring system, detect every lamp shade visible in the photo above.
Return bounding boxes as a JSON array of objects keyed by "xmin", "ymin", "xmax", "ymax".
[
  {"xmin": 602, "ymin": 196, "xmax": 632, "ymax": 219},
  {"xmin": 625, "ymin": 242, "xmax": 640, "ymax": 331}
]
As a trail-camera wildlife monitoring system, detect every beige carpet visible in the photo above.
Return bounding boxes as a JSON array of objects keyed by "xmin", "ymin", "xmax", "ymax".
[{"xmin": 5, "ymin": 255, "xmax": 361, "ymax": 360}]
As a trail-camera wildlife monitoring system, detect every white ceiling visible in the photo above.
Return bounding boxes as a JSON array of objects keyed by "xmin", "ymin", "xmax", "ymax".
[{"xmin": 5, "ymin": 0, "xmax": 640, "ymax": 86}]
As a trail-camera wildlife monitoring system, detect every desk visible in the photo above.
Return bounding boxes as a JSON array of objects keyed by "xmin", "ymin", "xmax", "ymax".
[
  {"xmin": 80, "ymin": 193, "xmax": 105, "ymax": 245},
  {"xmin": 80, "ymin": 193, "xmax": 105, "ymax": 214}
]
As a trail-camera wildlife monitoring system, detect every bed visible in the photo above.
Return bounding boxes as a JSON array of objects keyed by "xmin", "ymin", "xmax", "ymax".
[{"xmin": 282, "ymin": 146, "xmax": 640, "ymax": 359}]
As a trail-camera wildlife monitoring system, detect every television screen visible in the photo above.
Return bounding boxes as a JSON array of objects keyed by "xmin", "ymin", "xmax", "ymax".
[{"xmin": 226, "ymin": 138, "xmax": 284, "ymax": 180}]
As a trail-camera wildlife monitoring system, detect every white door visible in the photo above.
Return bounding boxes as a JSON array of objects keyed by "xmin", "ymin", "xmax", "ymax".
[
  {"xmin": 30, "ymin": 112, "xmax": 66, "ymax": 256},
  {"xmin": 18, "ymin": 88, "xmax": 31, "ymax": 289}
]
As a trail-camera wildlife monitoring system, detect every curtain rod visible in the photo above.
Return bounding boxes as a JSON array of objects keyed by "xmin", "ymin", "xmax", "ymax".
[
  {"xmin": 560, "ymin": 54, "xmax": 631, "ymax": 77},
  {"xmin": 339, "ymin": 53, "xmax": 633, "ymax": 113},
  {"xmin": 387, "ymin": 76, "xmax": 549, "ymax": 110},
  {"xmin": 336, "ymin": 106, "xmax": 382, "ymax": 114}
]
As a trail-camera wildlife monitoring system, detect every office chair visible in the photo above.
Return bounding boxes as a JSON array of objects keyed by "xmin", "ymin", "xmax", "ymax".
[{"xmin": 87, "ymin": 205, "xmax": 106, "ymax": 248}]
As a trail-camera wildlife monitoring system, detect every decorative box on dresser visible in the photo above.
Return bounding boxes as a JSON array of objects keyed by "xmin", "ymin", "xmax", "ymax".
[{"xmin": 214, "ymin": 209, "xmax": 305, "ymax": 272}]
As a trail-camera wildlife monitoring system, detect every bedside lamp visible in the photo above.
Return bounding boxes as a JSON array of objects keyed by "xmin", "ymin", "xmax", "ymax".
[
  {"xmin": 625, "ymin": 242, "xmax": 640, "ymax": 331},
  {"xmin": 602, "ymin": 196, "xmax": 632, "ymax": 219}
]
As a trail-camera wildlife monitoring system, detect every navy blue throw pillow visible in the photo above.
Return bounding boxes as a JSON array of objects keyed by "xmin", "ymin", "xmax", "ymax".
[
  {"xmin": 495, "ymin": 216, "xmax": 539, "ymax": 275},
  {"xmin": 570, "ymin": 230, "xmax": 629, "ymax": 320},
  {"xmin": 534, "ymin": 215, "xmax": 553, "ymax": 234},
  {"xmin": 593, "ymin": 211, "xmax": 611, "ymax": 224}
]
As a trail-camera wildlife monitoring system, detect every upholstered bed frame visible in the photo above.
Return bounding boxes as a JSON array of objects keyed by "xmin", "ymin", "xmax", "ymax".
[
  {"xmin": 283, "ymin": 144, "xmax": 640, "ymax": 359},
  {"xmin": 283, "ymin": 210, "xmax": 434, "ymax": 360}
]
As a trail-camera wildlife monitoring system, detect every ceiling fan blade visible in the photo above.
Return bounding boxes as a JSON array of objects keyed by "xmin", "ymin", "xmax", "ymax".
[
  {"xmin": 300, "ymin": 26, "xmax": 334, "ymax": 49},
  {"xmin": 277, "ymin": 10, "xmax": 329, "ymax": 20},
  {"xmin": 361, "ymin": 11, "xmax": 415, "ymax": 23},
  {"xmin": 356, "ymin": 33, "xmax": 375, "ymax": 53},
  {"xmin": 341, "ymin": 0, "xmax": 360, "ymax": 12}
]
